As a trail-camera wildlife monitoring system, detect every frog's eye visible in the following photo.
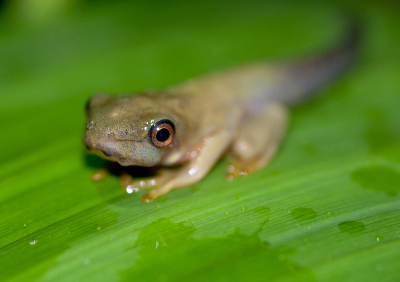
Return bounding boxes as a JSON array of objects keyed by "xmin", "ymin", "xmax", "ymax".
[{"xmin": 148, "ymin": 119, "xmax": 175, "ymax": 148}]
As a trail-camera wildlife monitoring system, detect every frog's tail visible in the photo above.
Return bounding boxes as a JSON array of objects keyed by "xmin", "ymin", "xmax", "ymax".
[{"xmin": 274, "ymin": 20, "xmax": 361, "ymax": 105}]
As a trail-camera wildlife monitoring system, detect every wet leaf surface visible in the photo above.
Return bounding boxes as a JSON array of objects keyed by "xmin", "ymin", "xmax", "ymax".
[{"xmin": 0, "ymin": 1, "xmax": 399, "ymax": 281}]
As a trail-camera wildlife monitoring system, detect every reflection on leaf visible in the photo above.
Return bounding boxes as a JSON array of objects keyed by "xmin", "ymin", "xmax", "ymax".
[
  {"xmin": 351, "ymin": 163, "xmax": 400, "ymax": 197},
  {"xmin": 121, "ymin": 218, "xmax": 315, "ymax": 281}
]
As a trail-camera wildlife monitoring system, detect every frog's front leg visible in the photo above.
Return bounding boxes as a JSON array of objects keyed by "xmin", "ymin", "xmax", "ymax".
[
  {"xmin": 120, "ymin": 169, "xmax": 176, "ymax": 192},
  {"xmin": 137, "ymin": 130, "xmax": 232, "ymax": 203},
  {"xmin": 227, "ymin": 103, "xmax": 289, "ymax": 179}
]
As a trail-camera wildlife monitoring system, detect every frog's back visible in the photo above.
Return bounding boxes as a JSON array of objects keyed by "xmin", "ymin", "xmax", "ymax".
[{"xmin": 174, "ymin": 22, "xmax": 359, "ymax": 110}]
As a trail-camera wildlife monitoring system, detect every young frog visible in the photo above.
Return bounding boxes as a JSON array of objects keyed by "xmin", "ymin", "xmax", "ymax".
[{"xmin": 84, "ymin": 25, "xmax": 358, "ymax": 203}]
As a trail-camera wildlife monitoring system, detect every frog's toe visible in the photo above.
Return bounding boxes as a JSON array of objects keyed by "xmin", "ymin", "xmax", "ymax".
[
  {"xmin": 226, "ymin": 156, "xmax": 270, "ymax": 180},
  {"xmin": 140, "ymin": 184, "xmax": 174, "ymax": 203},
  {"xmin": 226, "ymin": 160, "xmax": 249, "ymax": 180},
  {"xmin": 119, "ymin": 172, "xmax": 133, "ymax": 187},
  {"xmin": 91, "ymin": 169, "xmax": 109, "ymax": 181},
  {"xmin": 140, "ymin": 192, "xmax": 155, "ymax": 203}
]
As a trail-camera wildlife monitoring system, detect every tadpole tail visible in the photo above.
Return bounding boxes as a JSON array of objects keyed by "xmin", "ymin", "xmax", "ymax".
[{"xmin": 276, "ymin": 19, "xmax": 361, "ymax": 105}]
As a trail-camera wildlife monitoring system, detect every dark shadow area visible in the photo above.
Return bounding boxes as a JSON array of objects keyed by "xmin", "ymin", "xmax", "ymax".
[
  {"xmin": 0, "ymin": 0, "xmax": 6, "ymax": 14},
  {"xmin": 84, "ymin": 151, "xmax": 161, "ymax": 178}
]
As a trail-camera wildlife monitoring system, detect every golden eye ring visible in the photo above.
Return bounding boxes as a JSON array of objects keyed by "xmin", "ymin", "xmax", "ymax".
[{"xmin": 149, "ymin": 119, "xmax": 175, "ymax": 148}]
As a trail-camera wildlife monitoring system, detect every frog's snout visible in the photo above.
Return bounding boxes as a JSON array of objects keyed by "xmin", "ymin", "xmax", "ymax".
[{"xmin": 83, "ymin": 126, "xmax": 117, "ymax": 160}]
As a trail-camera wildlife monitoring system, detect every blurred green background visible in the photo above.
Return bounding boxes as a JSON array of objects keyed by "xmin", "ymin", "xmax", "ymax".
[{"xmin": 0, "ymin": 0, "xmax": 399, "ymax": 281}]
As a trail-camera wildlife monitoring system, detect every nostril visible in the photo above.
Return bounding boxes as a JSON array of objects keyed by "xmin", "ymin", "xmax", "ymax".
[
  {"xmin": 85, "ymin": 145, "xmax": 91, "ymax": 151},
  {"xmin": 86, "ymin": 121, "xmax": 94, "ymax": 130}
]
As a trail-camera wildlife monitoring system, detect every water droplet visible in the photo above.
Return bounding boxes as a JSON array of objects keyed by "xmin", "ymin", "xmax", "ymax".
[
  {"xmin": 23, "ymin": 224, "xmax": 26, "ymax": 227},
  {"xmin": 365, "ymin": 111, "xmax": 400, "ymax": 162},
  {"xmin": 338, "ymin": 221, "xmax": 366, "ymax": 235},
  {"xmin": 29, "ymin": 240, "xmax": 37, "ymax": 245},
  {"xmin": 121, "ymin": 218, "xmax": 313, "ymax": 281},
  {"xmin": 254, "ymin": 206, "xmax": 270, "ymax": 214},
  {"xmin": 290, "ymin": 207, "xmax": 317, "ymax": 221},
  {"xmin": 241, "ymin": 207, "xmax": 248, "ymax": 210},
  {"xmin": 351, "ymin": 163, "xmax": 400, "ymax": 197},
  {"xmin": 84, "ymin": 258, "xmax": 91, "ymax": 265},
  {"xmin": 126, "ymin": 185, "xmax": 138, "ymax": 194},
  {"xmin": 376, "ymin": 236, "xmax": 383, "ymax": 242},
  {"xmin": 327, "ymin": 211, "xmax": 333, "ymax": 216},
  {"xmin": 188, "ymin": 166, "xmax": 198, "ymax": 176},
  {"xmin": 97, "ymin": 227, "xmax": 101, "ymax": 230},
  {"xmin": 225, "ymin": 212, "xmax": 229, "ymax": 215}
]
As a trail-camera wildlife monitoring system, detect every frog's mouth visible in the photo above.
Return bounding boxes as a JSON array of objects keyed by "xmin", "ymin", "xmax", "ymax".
[
  {"xmin": 84, "ymin": 143, "xmax": 141, "ymax": 167},
  {"xmin": 85, "ymin": 145, "xmax": 149, "ymax": 167},
  {"xmin": 84, "ymin": 144, "xmax": 117, "ymax": 162}
]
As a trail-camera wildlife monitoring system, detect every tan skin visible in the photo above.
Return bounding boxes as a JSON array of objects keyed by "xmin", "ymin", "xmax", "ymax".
[{"xmin": 84, "ymin": 27, "xmax": 358, "ymax": 203}]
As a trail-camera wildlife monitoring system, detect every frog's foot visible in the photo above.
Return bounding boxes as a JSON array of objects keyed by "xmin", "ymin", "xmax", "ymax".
[
  {"xmin": 226, "ymin": 103, "xmax": 288, "ymax": 179},
  {"xmin": 226, "ymin": 143, "xmax": 280, "ymax": 179},
  {"xmin": 226, "ymin": 159, "xmax": 251, "ymax": 179},
  {"xmin": 91, "ymin": 169, "xmax": 109, "ymax": 181}
]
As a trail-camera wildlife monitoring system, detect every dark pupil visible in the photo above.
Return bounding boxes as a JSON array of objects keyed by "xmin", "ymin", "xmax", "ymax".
[{"xmin": 156, "ymin": 128, "xmax": 170, "ymax": 142}]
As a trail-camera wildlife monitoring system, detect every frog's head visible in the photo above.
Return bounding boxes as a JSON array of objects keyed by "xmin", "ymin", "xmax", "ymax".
[{"xmin": 84, "ymin": 93, "xmax": 183, "ymax": 167}]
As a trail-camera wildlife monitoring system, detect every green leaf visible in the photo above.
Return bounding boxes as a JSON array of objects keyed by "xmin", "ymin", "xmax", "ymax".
[{"xmin": 1, "ymin": 1, "xmax": 399, "ymax": 281}]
